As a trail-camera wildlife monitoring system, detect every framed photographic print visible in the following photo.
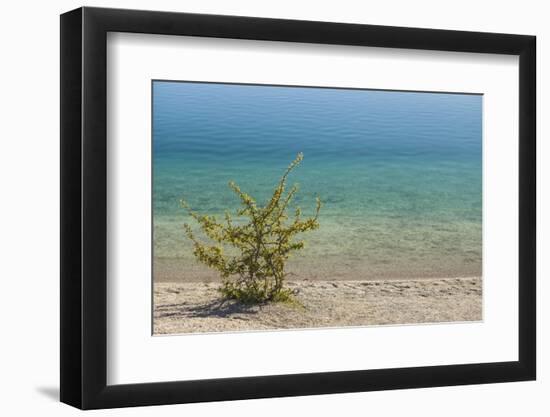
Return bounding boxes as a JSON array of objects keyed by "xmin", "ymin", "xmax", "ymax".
[{"xmin": 60, "ymin": 6, "xmax": 536, "ymax": 409}]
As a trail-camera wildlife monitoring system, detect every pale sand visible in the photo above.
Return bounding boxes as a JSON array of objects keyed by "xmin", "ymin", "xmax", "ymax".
[{"xmin": 154, "ymin": 277, "xmax": 482, "ymax": 335}]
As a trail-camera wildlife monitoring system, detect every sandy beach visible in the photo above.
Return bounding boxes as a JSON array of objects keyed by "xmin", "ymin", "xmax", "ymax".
[{"xmin": 154, "ymin": 277, "xmax": 482, "ymax": 335}]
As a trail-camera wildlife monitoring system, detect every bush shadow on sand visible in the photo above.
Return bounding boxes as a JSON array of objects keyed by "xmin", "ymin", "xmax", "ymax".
[{"xmin": 157, "ymin": 298, "xmax": 261, "ymax": 319}]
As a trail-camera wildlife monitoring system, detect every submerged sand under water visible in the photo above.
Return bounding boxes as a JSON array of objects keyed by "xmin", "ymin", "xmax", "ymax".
[
  {"xmin": 153, "ymin": 256, "xmax": 482, "ymax": 282},
  {"xmin": 153, "ymin": 277, "xmax": 482, "ymax": 335}
]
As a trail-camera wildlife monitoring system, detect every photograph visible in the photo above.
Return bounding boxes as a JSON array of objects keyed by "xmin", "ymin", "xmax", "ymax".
[
  {"xmin": 152, "ymin": 80, "xmax": 483, "ymax": 335},
  {"xmin": 52, "ymin": 2, "xmax": 539, "ymax": 412}
]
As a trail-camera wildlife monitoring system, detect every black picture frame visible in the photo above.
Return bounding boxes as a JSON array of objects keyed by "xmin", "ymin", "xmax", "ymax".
[{"xmin": 60, "ymin": 6, "xmax": 536, "ymax": 410}]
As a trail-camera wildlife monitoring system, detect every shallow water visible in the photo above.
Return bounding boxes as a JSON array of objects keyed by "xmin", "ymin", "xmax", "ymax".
[{"xmin": 153, "ymin": 81, "xmax": 482, "ymax": 280}]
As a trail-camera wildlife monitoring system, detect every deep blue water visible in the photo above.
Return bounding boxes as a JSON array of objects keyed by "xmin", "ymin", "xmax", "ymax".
[{"xmin": 153, "ymin": 81, "xmax": 482, "ymax": 280}]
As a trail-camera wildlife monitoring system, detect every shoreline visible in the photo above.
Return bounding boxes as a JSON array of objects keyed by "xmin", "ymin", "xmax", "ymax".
[
  {"xmin": 153, "ymin": 257, "xmax": 482, "ymax": 283},
  {"xmin": 154, "ymin": 276, "xmax": 482, "ymax": 335}
]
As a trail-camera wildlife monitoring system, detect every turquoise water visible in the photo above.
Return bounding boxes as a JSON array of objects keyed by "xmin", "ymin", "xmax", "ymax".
[{"xmin": 153, "ymin": 81, "xmax": 482, "ymax": 281}]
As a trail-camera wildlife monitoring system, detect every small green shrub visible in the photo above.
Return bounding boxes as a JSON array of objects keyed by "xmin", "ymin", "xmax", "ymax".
[{"xmin": 181, "ymin": 153, "xmax": 321, "ymax": 304}]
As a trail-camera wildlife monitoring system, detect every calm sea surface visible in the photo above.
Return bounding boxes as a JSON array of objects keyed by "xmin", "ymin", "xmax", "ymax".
[{"xmin": 153, "ymin": 81, "xmax": 482, "ymax": 280}]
